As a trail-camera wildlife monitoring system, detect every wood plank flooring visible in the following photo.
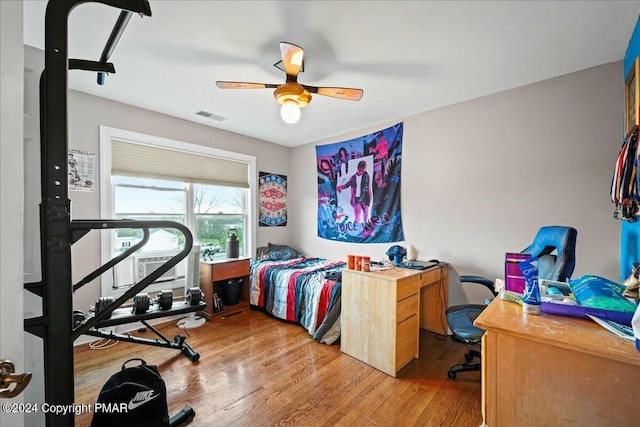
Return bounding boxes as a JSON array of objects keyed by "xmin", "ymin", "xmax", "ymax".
[{"xmin": 74, "ymin": 310, "xmax": 481, "ymax": 426}]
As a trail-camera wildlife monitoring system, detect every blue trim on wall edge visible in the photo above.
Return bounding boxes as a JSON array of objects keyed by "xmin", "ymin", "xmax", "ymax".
[
  {"xmin": 625, "ymin": 16, "xmax": 640, "ymax": 78},
  {"xmin": 621, "ymin": 15, "xmax": 640, "ymax": 281}
]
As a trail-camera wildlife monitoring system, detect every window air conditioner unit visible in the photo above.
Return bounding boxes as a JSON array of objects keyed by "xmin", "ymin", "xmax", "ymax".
[{"xmin": 133, "ymin": 252, "xmax": 179, "ymax": 284}]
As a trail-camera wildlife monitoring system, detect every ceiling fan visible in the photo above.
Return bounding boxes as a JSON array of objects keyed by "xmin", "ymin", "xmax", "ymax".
[{"xmin": 215, "ymin": 41, "xmax": 364, "ymax": 124}]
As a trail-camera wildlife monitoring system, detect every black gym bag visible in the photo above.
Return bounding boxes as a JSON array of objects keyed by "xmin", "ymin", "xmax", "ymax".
[{"xmin": 90, "ymin": 358, "xmax": 170, "ymax": 427}]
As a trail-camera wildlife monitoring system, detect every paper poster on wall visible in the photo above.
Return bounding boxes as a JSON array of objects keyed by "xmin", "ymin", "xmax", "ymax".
[
  {"xmin": 68, "ymin": 148, "xmax": 96, "ymax": 192},
  {"xmin": 316, "ymin": 123, "xmax": 405, "ymax": 243},
  {"xmin": 259, "ymin": 172, "xmax": 287, "ymax": 226}
]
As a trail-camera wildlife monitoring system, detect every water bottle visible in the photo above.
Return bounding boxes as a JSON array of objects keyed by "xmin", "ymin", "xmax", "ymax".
[{"xmin": 225, "ymin": 229, "xmax": 239, "ymax": 258}]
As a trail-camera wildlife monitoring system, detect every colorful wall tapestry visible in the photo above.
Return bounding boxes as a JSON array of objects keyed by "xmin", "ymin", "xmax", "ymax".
[
  {"xmin": 259, "ymin": 172, "xmax": 287, "ymax": 227},
  {"xmin": 316, "ymin": 123, "xmax": 404, "ymax": 243}
]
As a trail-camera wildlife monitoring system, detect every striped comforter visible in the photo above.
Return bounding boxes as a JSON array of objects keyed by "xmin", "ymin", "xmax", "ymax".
[{"xmin": 250, "ymin": 257, "xmax": 345, "ymax": 344}]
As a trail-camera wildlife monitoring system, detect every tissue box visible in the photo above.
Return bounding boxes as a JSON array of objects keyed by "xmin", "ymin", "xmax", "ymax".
[{"xmin": 505, "ymin": 252, "xmax": 531, "ymax": 293}]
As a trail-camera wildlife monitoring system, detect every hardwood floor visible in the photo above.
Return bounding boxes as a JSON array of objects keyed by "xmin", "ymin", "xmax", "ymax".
[{"xmin": 74, "ymin": 310, "xmax": 482, "ymax": 426}]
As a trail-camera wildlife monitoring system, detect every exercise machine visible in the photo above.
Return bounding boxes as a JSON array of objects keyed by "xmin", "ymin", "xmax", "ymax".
[
  {"xmin": 23, "ymin": 1, "xmax": 200, "ymax": 426},
  {"xmin": 80, "ymin": 288, "xmax": 205, "ymax": 362}
]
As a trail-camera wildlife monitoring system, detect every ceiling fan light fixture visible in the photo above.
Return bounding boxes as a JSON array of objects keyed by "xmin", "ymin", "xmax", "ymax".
[
  {"xmin": 280, "ymin": 100, "xmax": 301, "ymax": 124},
  {"xmin": 216, "ymin": 42, "xmax": 363, "ymax": 124},
  {"xmin": 274, "ymin": 82, "xmax": 303, "ymax": 102}
]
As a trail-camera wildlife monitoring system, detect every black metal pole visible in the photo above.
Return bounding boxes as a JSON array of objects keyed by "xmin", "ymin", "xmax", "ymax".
[
  {"xmin": 41, "ymin": 3, "xmax": 75, "ymax": 425},
  {"xmin": 100, "ymin": 11, "xmax": 133, "ymax": 62},
  {"xmin": 97, "ymin": 10, "xmax": 133, "ymax": 84},
  {"xmin": 37, "ymin": 2, "xmax": 151, "ymax": 426}
]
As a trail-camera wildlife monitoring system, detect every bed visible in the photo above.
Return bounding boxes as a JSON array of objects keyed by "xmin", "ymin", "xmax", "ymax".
[{"xmin": 250, "ymin": 244, "xmax": 345, "ymax": 344}]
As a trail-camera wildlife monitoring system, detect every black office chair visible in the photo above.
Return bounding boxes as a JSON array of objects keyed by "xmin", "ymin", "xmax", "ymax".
[
  {"xmin": 446, "ymin": 276, "xmax": 497, "ymax": 379},
  {"xmin": 446, "ymin": 226, "xmax": 578, "ymax": 380}
]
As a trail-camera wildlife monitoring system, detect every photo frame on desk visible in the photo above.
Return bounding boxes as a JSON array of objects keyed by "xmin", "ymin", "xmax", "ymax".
[{"xmin": 625, "ymin": 56, "xmax": 640, "ymax": 137}]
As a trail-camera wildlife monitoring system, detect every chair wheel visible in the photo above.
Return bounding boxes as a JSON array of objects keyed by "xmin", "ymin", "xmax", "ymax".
[{"xmin": 447, "ymin": 370, "xmax": 457, "ymax": 380}]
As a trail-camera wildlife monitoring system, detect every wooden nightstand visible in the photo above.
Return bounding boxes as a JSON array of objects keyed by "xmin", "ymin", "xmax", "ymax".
[{"xmin": 199, "ymin": 257, "xmax": 251, "ymax": 320}]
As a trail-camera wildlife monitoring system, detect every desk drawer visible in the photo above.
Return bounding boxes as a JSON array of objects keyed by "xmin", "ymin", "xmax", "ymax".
[
  {"xmin": 421, "ymin": 268, "xmax": 442, "ymax": 286},
  {"xmin": 397, "ymin": 294, "xmax": 419, "ymax": 323},
  {"xmin": 396, "ymin": 314, "xmax": 419, "ymax": 372},
  {"xmin": 211, "ymin": 259, "xmax": 250, "ymax": 281},
  {"xmin": 397, "ymin": 276, "xmax": 419, "ymax": 301}
]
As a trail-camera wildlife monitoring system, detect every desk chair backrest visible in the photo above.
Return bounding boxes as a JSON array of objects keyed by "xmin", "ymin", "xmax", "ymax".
[
  {"xmin": 521, "ymin": 226, "xmax": 577, "ymax": 281},
  {"xmin": 446, "ymin": 225, "xmax": 578, "ymax": 379}
]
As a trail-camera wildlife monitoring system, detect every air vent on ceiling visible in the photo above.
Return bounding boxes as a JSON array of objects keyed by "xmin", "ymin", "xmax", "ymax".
[{"xmin": 195, "ymin": 110, "xmax": 227, "ymax": 121}]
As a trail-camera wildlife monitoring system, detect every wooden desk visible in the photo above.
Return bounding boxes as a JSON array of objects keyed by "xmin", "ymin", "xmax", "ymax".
[
  {"xmin": 199, "ymin": 257, "xmax": 250, "ymax": 320},
  {"xmin": 419, "ymin": 266, "xmax": 449, "ymax": 335},
  {"xmin": 341, "ymin": 264, "xmax": 448, "ymax": 377},
  {"xmin": 475, "ymin": 298, "xmax": 640, "ymax": 427}
]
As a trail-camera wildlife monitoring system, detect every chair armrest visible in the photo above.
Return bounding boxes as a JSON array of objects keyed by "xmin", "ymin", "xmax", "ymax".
[{"xmin": 459, "ymin": 275, "xmax": 498, "ymax": 297}]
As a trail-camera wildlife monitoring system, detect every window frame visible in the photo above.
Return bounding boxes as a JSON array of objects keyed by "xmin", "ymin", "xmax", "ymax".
[{"xmin": 99, "ymin": 125, "xmax": 256, "ymax": 297}]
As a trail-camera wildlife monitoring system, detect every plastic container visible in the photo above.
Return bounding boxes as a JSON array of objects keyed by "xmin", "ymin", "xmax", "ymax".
[
  {"xmin": 347, "ymin": 255, "xmax": 355, "ymax": 269},
  {"xmin": 221, "ymin": 279, "xmax": 241, "ymax": 306},
  {"xmin": 633, "ymin": 302, "xmax": 640, "ymax": 352},
  {"xmin": 362, "ymin": 256, "xmax": 370, "ymax": 272},
  {"xmin": 519, "ymin": 257, "xmax": 541, "ymax": 315},
  {"xmin": 505, "ymin": 252, "xmax": 531, "ymax": 293}
]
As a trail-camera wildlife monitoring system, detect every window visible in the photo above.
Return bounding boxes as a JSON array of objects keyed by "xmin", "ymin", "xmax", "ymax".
[
  {"xmin": 112, "ymin": 177, "xmax": 247, "ymax": 257},
  {"xmin": 193, "ymin": 183, "xmax": 245, "ymax": 257},
  {"xmin": 113, "ymin": 177, "xmax": 186, "ymax": 255},
  {"xmin": 100, "ymin": 126, "xmax": 256, "ymax": 297}
]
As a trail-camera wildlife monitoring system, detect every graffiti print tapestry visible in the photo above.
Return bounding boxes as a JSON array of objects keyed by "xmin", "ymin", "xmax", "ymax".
[
  {"xmin": 316, "ymin": 123, "xmax": 404, "ymax": 243},
  {"xmin": 259, "ymin": 172, "xmax": 287, "ymax": 226}
]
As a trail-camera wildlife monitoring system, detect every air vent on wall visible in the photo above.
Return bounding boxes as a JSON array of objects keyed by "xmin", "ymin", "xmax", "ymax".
[{"xmin": 195, "ymin": 110, "xmax": 227, "ymax": 121}]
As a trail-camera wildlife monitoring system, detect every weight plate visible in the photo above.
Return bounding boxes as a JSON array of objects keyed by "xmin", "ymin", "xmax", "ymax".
[
  {"xmin": 157, "ymin": 290, "xmax": 173, "ymax": 310},
  {"xmin": 186, "ymin": 288, "xmax": 202, "ymax": 305},
  {"xmin": 95, "ymin": 296, "xmax": 114, "ymax": 317},
  {"xmin": 73, "ymin": 310, "xmax": 85, "ymax": 328},
  {"xmin": 132, "ymin": 293, "xmax": 150, "ymax": 314}
]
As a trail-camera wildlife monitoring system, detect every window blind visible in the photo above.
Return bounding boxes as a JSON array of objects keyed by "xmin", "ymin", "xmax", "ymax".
[{"xmin": 111, "ymin": 140, "xmax": 249, "ymax": 188}]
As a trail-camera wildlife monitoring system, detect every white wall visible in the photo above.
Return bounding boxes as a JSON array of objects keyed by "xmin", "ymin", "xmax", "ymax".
[
  {"xmin": 1, "ymin": 1, "xmax": 26, "ymax": 426},
  {"xmin": 24, "ymin": 40, "xmax": 624, "ymax": 310},
  {"xmin": 24, "ymin": 45, "xmax": 292, "ymax": 313},
  {"xmin": 290, "ymin": 62, "xmax": 623, "ymax": 304}
]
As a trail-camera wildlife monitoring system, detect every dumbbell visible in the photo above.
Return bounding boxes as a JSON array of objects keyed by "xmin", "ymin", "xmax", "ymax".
[
  {"xmin": 132, "ymin": 293, "xmax": 150, "ymax": 314},
  {"xmin": 186, "ymin": 288, "xmax": 203, "ymax": 305},
  {"xmin": 94, "ymin": 296, "xmax": 114, "ymax": 318},
  {"xmin": 155, "ymin": 290, "xmax": 173, "ymax": 310},
  {"xmin": 132, "ymin": 291, "xmax": 174, "ymax": 314},
  {"xmin": 73, "ymin": 310, "xmax": 86, "ymax": 328}
]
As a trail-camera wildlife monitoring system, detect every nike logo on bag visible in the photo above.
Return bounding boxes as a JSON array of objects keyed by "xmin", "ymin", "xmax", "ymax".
[{"xmin": 128, "ymin": 390, "xmax": 160, "ymax": 410}]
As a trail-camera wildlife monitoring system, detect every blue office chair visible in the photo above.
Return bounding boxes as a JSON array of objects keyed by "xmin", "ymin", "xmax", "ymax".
[
  {"xmin": 520, "ymin": 226, "xmax": 577, "ymax": 282},
  {"xmin": 446, "ymin": 226, "xmax": 577, "ymax": 380}
]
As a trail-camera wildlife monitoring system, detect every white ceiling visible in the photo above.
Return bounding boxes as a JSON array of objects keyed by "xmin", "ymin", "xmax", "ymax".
[{"xmin": 23, "ymin": 1, "xmax": 640, "ymax": 147}]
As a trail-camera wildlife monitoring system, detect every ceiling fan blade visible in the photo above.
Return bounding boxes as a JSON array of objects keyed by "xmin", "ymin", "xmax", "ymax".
[
  {"xmin": 280, "ymin": 41, "xmax": 304, "ymax": 80},
  {"xmin": 305, "ymin": 85, "xmax": 364, "ymax": 101},
  {"xmin": 215, "ymin": 81, "xmax": 279, "ymax": 89},
  {"xmin": 216, "ymin": 81, "xmax": 280, "ymax": 89}
]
